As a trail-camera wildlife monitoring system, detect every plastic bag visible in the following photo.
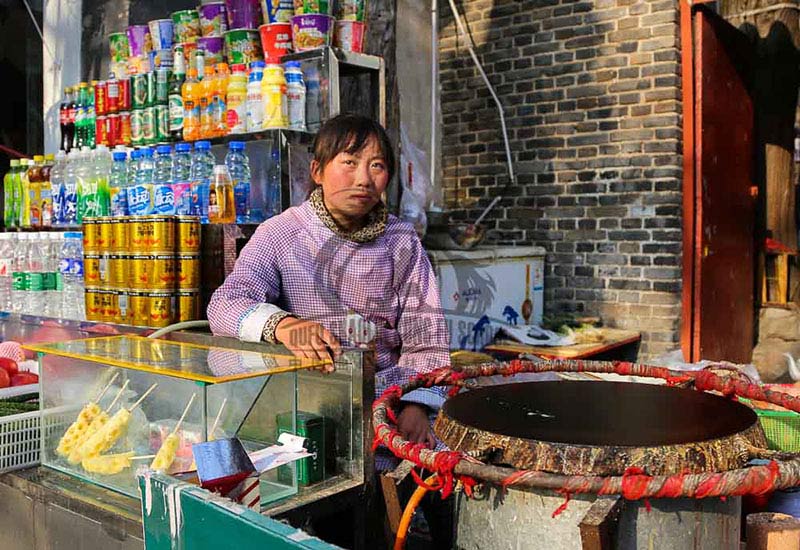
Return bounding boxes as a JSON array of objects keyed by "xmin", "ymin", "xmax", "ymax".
[{"xmin": 399, "ymin": 125, "xmax": 431, "ymax": 238}]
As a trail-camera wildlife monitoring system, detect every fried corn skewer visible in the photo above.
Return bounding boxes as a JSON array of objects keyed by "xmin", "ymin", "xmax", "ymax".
[
  {"xmin": 67, "ymin": 380, "xmax": 130, "ymax": 464},
  {"xmin": 151, "ymin": 393, "xmax": 195, "ymax": 472},
  {"xmin": 56, "ymin": 373, "xmax": 119, "ymax": 457}
]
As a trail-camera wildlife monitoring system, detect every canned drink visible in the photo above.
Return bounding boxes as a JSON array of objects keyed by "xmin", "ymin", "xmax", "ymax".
[
  {"xmin": 96, "ymin": 115, "xmax": 109, "ymax": 146},
  {"xmin": 143, "ymin": 106, "xmax": 156, "ymax": 144},
  {"xmin": 84, "ymin": 255, "xmax": 103, "ymax": 287},
  {"xmin": 156, "ymin": 67, "xmax": 170, "ymax": 105},
  {"xmin": 108, "ymin": 113, "xmax": 120, "ymax": 147},
  {"xmin": 108, "ymin": 255, "xmax": 129, "ymax": 288},
  {"xmin": 129, "ymin": 291, "xmax": 174, "ymax": 327},
  {"xmin": 110, "ymin": 217, "xmax": 129, "ymax": 253},
  {"xmin": 131, "ymin": 74, "xmax": 147, "ymax": 109},
  {"xmin": 97, "ymin": 217, "xmax": 113, "ymax": 252},
  {"xmin": 119, "ymin": 77, "xmax": 132, "ymax": 111},
  {"xmin": 176, "ymin": 216, "xmax": 201, "ymax": 253},
  {"xmin": 85, "ymin": 288, "xmax": 103, "ymax": 321},
  {"xmin": 119, "ymin": 111, "xmax": 132, "ymax": 145},
  {"xmin": 107, "ymin": 78, "xmax": 120, "ymax": 113},
  {"xmin": 83, "ymin": 217, "xmax": 101, "ymax": 253},
  {"xmin": 130, "ymin": 109, "xmax": 144, "ymax": 146},
  {"xmin": 146, "ymin": 71, "xmax": 157, "ymax": 107},
  {"xmin": 130, "ymin": 255, "xmax": 177, "ymax": 290},
  {"xmin": 130, "ymin": 215, "xmax": 175, "ymax": 253},
  {"xmin": 177, "ymin": 289, "xmax": 200, "ymax": 322},
  {"xmin": 95, "ymin": 80, "xmax": 108, "ymax": 115},
  {"xmin": 117, "ymin": 289, "xmax": 130, "ymax": 324},
  {"xmin": 98, "ymin": 289, "xmax": 120, "ymax": 322},
  {"xmin": 176, "ymin": 254, "xmax": 200, "ymax": 289},
  {"xmin": 156, "ymin": 104, "xmax": 170, "ymax": 142}
]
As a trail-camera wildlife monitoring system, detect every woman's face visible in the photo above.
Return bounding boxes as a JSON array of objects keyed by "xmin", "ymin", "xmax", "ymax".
[{"xmin": 311, "ymin": 136, "xmax": 389, "ymax": 231}]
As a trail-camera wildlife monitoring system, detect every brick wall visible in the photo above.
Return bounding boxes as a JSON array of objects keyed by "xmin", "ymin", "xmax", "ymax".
[{"xmin": 438, "ymin": 0, "xmax": 683, "ymax": 358}]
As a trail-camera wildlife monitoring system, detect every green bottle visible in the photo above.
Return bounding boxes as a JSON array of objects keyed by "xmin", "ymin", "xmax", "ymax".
[{"xmin": 3, "ymin": 160, "xmax": 19, "ymax": 228}]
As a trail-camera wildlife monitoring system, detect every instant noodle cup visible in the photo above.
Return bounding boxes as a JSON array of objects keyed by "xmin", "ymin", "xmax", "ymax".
[
  {"xmin": 148, "ymin": 19, "xmax": 174, "ymax": 50},
  {"xmin": 198, "ymin": 2, "xmax": 228, "ymax": 36},
  {"xmin": 291, "ymin": 14, "xmax": 333, "ymax": 52},
  {"xmin": 197, "ymin": 36, "xmax": 225, "ymax": 66},
  {"xmin": 153, "ymin": 48, "xmax": 174, "ymax": 68},
  {"xmin": 224, "ymin": 29, "xmax": 263, "ymax": 64},
  {"xmin": 334, "ymin": 20, "xmax": 365, "ymax": 52},
  {"xmin": 172, "ymin": 10, "xmax": 201, "ymax": 43},
  {"xmin": 303, "ymin": 0, "xmax": 332, "ymax": 15},
  {"xmin": 128, "ymin": 55, "xmax": 151, "ymax": 75},
  {"xmin": 225, "ymin": 0, "xmax": 262, "ymax": 30},
  {"xmin": 259, "ymin": 23, "xmax": 292, "ymax": 63},
  {"xmin": 293, "ymin": 0, "xmax": 304, "ymax": 15},
  {"xmin": 337, "ymin": 0, "xmax": 367, "ymax": 22},
  {"xmin": 127, "ymin": 25, "xmax": 153, "ymax": 57},
  {"xmin": 261, "ymin": 0, "xmax": 294, "ymax": 23},
  {"xmin": 109, "ymin": 32, "xmax": 130, "ymax": 63}
]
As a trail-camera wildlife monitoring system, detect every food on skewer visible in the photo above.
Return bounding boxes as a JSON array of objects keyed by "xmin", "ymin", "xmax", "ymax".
[
  {"xmin": 67, "ymin": 380, "xmax": 130, "ymax": 464},
  {"xmin": 56, "ymin": 373, "xmax": 119, "ymax": 457},
  {"xmin": 151, "ymin": 394, "xmax": 195, "ymax": 472},
  {"xmin": 71, "ymin": 383, "xmax": 157, "ymax": 463},
  {"xmin": 82, "ymin": 452, "xmax": 155, "ymax": 475}
]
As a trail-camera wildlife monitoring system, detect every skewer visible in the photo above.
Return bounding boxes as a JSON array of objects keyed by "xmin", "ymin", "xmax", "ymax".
[
  {"xmin": 131, "ymin": 454, "xmax": 155, "ymax": 460},
  {"xmin": 105, "ymin": 379, "xmax": 130, "ymax": 411},
  {"xmin": 93, "ymin": 372, "xmax": 120, "ymax": 403},
  {"xmin": 209, "ymin": 398, "xmax": 227, "ymax": 438},
  {"xmin": 173, "ymin": 393, "xmax": 196, "ymax": 434},
  {"xmin": 129, "ymin": 383, "xmax": 158, "ymax": 411}
]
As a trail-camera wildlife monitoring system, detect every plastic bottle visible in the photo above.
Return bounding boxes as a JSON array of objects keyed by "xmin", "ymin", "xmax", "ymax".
[
  {"xmin": 208, "ymin": 165, "xmax": 235, "ymax": 224},
  {"xmin": 190, "ymin": 140, "xmax": 214, "ymax": 222},
  {"xmin": 128, "ymin": 149, "xmax": 141, "ymax": 185},
  {"xmin": 285, "ymin": 61, "xmax": 307, "ymax": 132},
  {"xmin": 18, "ymin": 158, "xmax": 32, "ymax": 228},
  {"xmin": 50, "ymin": 151, "xmax": 67, "ymax": 227},
  {"xmin": 60, "ymin": 150, "xmax": 79, "ymax": 227},
  {"xmin": 3, "ymin": 160, "xmax": 19, "ymax": 228},
  {"xmin": 40, "ymin": 154, "xmax": 54, "ymax": 227},
  {"xmin": 87, "ymin": 81, "xmax": 97, "ymax": 148},
  {"xmin": 199, "ymin": 66, "xmax": 215, "ymax": 139},
  {"xmin": 226, "ymin": 64, "xmax": 248, "ymax": 135},
  {"xmin": 28, "ymin": 155, "xmax": 45, "ymax": 228},
  {"xmin": 7, "ymin": 160, "xmax": 22, "ymax": 229},
  {"xmin": 75, "ymin": 147, "xmax": 92, "ymax": 223},
  {"xmin": 169, "ymin": 50, "xmax": 186, "ymax": 141},
  {"xmin": 262, "ymin": 64, "xmax": 287, "ymax": 130},
  {"xmin": 305, "ymin": 67, "xmax": 321, "ymax": 132},
  {"xmin": 109, "ymin": 151, "xmax": 129, "ymax": 216},
  {"xmin": 11, "ymin": 233, "xmax": 28, "ymax": 314},
  {"xmin": 182, "ymin": 68, "xmax": 201, "ymax": 141},
  {"xmin": 172, "ymin": 142, "xmax": 193, "ymax": 215},
  {"xmin": 26, "ymin": 233, "xmax": 46, "ymax": 315},
  {"xmin": 225, "ymin": 141, "xmax": 251, "ymax": 223},
  {"xmin": 0, "ymin": 233, "xmax": 13, "ymax": 312},
  {"xmin": 129, "ymin": 147, "xmax": 155, "ymax": 216},
  {"xmin": 46, "ymin": 232, "xmax": 63, "ymax": 318},
  {"xmin": 246, "ymin": 61, "xmax": 265, "ymax": 133},
  {"xmin": 60, "ymin": 231, "xmax": 85, "ymax": 321},
  {"xmin": 95, "ymin": 146, "xmax": 112, "ymax": 216},
  {"xmin": 60, "ymin": 87, "xmax": 75, "ymax": 153},
  {"xmin": 74, "ymin": 83, "xmax": 88, "ymax": 150},
  {"xmin": 79, "ymin": 145, "xmax": 110, "ymax": 220},
  {"xmin": 154, "ymin": 145, "xmax": 175, "ymax": 214},
  {"xmin": 213, "ymin": 63, "xmax": 229, "ymax": 137}
]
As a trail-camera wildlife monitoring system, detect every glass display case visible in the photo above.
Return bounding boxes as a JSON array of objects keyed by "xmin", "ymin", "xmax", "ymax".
[{"xmin": 25, "ymin": 335, "xmax": 367, "ymax": 510}]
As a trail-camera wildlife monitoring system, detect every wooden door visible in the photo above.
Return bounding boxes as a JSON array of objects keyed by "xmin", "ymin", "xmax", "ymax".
[{"xmin": 682, "ymin": 5, "xmax": 757, "ymax": 363}]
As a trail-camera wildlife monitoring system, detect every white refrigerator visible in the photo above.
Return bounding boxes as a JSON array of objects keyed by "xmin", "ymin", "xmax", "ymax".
[{"xmin": 427, "ymin": 246, "xmax": 546, "ymax": 350}]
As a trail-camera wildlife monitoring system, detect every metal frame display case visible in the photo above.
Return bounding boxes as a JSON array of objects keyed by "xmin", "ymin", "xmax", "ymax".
[{"xmin": 25, "ymin": 335, "xmax": 372, "ymax": 512}]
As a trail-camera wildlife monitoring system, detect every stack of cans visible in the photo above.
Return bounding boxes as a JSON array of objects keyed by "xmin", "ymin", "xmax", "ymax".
[
  {"xmin": 83, "ymin": 215, "xmax": 201, "ymax": 327},
  {"xmin": 131, "ymin": 70, "xmax": 172, "ymax": 146},
  {"xmin": 95, "ymin": 76, "xmax": 132, "ymax": 147}
]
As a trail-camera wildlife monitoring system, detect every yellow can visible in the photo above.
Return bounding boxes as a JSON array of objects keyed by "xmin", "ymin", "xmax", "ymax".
[
  {"xmin": 176, "ymin": 216, "xmax": 201, "ymax": 254},
  {"xmin": 97, "ymin": 217, "xmax": 113, "ymax": 253},
  {"xmin": 84, "ymin": 255, "xmax": 103, "ymax": 287},
  {"xmin": 177, "ymin": 289, "xmax": 201, "ymax": 322},
  {"xmin": 117, "ymin": 289, "xmax": 130, "ymax": 324},
  {"xmin": 84, "ymin": 287, "xmax": 103, "ymax": 321},
  {"xmin": 82, "ymin": 218, "xmax": 100, "ymax": 254},
  {"xmin": 130, "ymin": 255, "xmax": 177, "ymax": 290},
  {"xmin": 128, "ymin": 291, "xmax": 175, "ymax": 327},
  {"xmin": 98, "ymin": 289, "xmax": 119, "ymax": 323},
  {"xmin": 177, "ymin": 254, "xmax": 200, "ymax": 289},
  {"xmin": 108, "ymin": 256, "xmax": 129, "ymax": 289},
  {"xmin": 129, "ymin": 216, "xmax": 176, "ymax": 253},
  {"xmin": 110, "ymin": 217, "xmax": 130, "ymax": 254}
]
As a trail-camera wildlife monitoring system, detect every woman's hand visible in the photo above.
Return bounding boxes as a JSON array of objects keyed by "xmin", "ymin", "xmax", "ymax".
[
  {"xmin": 397, "ymin": 403, "xmax": 435, "ymax": 449},
  {"xmin": 275, "ymin": 317, "xmax": 341, "ymax": 373}
]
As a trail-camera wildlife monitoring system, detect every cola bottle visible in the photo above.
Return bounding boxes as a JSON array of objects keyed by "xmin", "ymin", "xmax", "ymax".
[{"xmin": 60, "ymin": 86, "xmax": 75, "ymax": 153}]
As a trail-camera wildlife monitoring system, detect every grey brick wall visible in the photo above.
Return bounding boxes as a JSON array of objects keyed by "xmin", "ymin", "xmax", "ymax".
[{"xmin": 438, "ymin": 0, "xmax": 683, "ymax": 358}]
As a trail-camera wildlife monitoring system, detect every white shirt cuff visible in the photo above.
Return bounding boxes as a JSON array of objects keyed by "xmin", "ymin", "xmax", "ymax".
[{"xmin": 238, "ymin": 303, "xmax": 288, "ymax": 343}]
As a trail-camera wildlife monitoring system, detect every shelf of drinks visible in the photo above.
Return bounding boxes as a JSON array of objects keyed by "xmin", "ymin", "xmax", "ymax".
[{"xmin": 120, "ymin": 128, "xmax": 315, "ymax": 151}]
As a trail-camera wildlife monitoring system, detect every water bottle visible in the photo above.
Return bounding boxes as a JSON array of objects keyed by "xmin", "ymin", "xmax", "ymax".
[
  {"xmin": 11, "ymin": 233, "xmax": 28, "ymax": 314},
  {"xmin": 225, "ymin": 141, "xmax": 251, "ymax": 223},
  {"xmin": 190, "ymin": 140, "xmax": 214, "ymax": 222},
  {"xmin": 93, "ymin": 145, "xmax": 112, "ymax": 216},
  {"xmin": 153, "ymin": 145, "xmax": 175, "ymax": 215},
  {"xmin": 109, "ymin": 151, "xmax": 129, "ymax": 216},
  {"xmin": 60, "ymin": 232, "xmax": 85, "ymax": 320},
  {"xmin": 129, "ymin": 147, "xmax": 155, "ymax": 216},
  {"xmin": 50, "ymin": 151, "xmax": 67, "ymax": 227},
  {"xmin": 62, "ymin": 150, "xmax": 79, "ymax": 227},
  {"xmin": 41, "ymin": 233, "xmax": 59, "ymax": 318},
  {"xmin": 48, "ymin": 232, "xmax": 63, "ymax": 318},
  {"xmin": 172, "ymin": 142, "xmax": 193, "ymax": 215},
  {"xmin": 27, "ymin": 233, "xmax": 46, "ymax": 315},
  {"xmin": 75, "ymin": 147, "xmax": 94, "ymax": 223},
  {"xmin": 128, "ymin": 149, "xmax": 141, "ymax": 186},
  {"xmin": 0, "ymin": 233, "xmax": 14, "ymax": 312}
]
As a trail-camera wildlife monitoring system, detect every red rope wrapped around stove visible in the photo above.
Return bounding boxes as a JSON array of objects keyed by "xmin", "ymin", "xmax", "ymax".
[{"xmin": 373, "ymin": 359, "xmax": 800, "ymax": 501}]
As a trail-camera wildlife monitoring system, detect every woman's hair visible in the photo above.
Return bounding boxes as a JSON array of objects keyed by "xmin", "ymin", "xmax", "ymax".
[{"xmin": 311, "ymin": 114, "xmax": 395, "ymax": 181}]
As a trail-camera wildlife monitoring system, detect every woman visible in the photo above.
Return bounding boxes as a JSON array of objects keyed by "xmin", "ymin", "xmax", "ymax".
[{"xmin": 207, "ymin": 114, "xmax": 451, "ymax": 454}]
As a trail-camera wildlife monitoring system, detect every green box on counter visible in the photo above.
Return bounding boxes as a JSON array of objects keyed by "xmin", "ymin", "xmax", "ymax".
[{"xmin": 276, "ymin": 411, "xmax": 325, "ymax": 486}]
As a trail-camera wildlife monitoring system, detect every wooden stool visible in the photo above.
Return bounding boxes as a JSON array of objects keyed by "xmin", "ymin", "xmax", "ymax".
[{"xmin": 761, "ymin": 248, "xmax": 797, "ymax": 305}]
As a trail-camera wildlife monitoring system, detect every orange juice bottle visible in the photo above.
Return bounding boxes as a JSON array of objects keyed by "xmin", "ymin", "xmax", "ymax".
[
  {"xmin": 199, "ymin": 66, "xmax": 215, "ymax": 139},
  {"xmin": 182, "ymin": 69, "xmax": 200, "ymax": 141},
  {"xmin": 213, "ymin": 63, "xmax": 230, "ymax": 137}
]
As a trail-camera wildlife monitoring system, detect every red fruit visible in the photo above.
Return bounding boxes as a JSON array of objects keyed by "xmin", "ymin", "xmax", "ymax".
[
  {"xmin": 11, "ymin": 373, "xmax": 38, "ymax": 386},
  {"xmin": 0, "ymin": 357, "xmax": 19, "ymax": 376},
  {"xmin": 0, "ymin": 369, "xmax": 9, "ymax": 388}
]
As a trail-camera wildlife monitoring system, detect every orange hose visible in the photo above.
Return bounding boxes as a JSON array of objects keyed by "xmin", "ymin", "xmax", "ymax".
[{"xmin": 393, "ymin": 474, "xmax": 438, "ymax": 550}]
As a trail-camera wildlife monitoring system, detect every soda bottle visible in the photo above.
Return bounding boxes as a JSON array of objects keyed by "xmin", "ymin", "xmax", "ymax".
[
  {"xmin": 190, "ymin": 140, "xmax": 214, "ymax": 222},
  {"xmin": 60, "ymin": 87, "xmax": 74, "ymax": 152},
  {"xmin": 3, "ymin": 160, "xmax": 19, "ymax": 228},
  {"xmin": 87, "ymin": 81, "xmax": 97, "ymax": 148},
  {"xmin": 93, "ymin": 145, "xmax": 112, "ymax": 216},
  {"xmin": 213, "ymin": 63, "xmax": 230, "ymax": 137},
  {"xmin": 74, "ymin": 83, "xmax": 89, "ymax": 150},
  {"xmin": 208, "ymin": 165, "xmax": 235, "ymax": 224},
  {"xmin": 172, "ymin": 142, "xmax": 193, "ymax": 215},
  {"xmin": 182, "ymin": 68, "xmax": 200, "ymax": 141},
  {"xmin": 8, "ymin": 160, "xmax": 22, "ymax": 228},
  {"xmin": 199, "ymin": 65, "xmax": 215, "ymax": 139},
  {"xmin": 75, "ymin": 146, "xmax": 94, "ymax": 222},
  {"xmin": 50, "ymin": 151, "xmax": 67, "ymax": 226},
  {"xmin": 19, "ymin": 158, "xmax": 33, "ymax": 228},
  {"xmin": 28, "ymin": 155, "xmax": 44, "ymax": 228},
  {"xmin": 153, "ymin": 145, "xmax": 175, "ymax": 214},
  {"xmin": 169, "ymin": 50, "xmax": 186, "ymax": 141},
  {"xmin": 225, "ymin": 141, "xmax": 251, "ymax": 223},
  {"xmin": 109, "ymin": 151, "xmax": 129, "ymax": 216},
  {"xmin": 128, "ymin": 147, "xmax": 155, "ymax": 216},
  {"xmin": 41, "ymin": 153, "xmax": 54, "ymax": 227}
]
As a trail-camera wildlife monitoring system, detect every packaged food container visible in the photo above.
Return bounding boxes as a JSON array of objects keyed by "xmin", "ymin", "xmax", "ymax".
[
  {"xmin": 261, "ymin": 0, "xmax": 294, "ymax": 23},
  {"xmin": 197, "ymin": 36, "xmax": 225, "ymax": 65},
  {"xmin": 172, "ymin": 10, "xmax": 201, "ymax": 43},
  {"xmin": 334, "ymin": 20, "xmax": 365, "ymax": 53},
  {"xmin": 290, "ymin": 14, "xmax": 333, "ymax": 52},
  {"xmin": 109, "ymin": 32, "xmax": 130, "ymax": 63},
  {"xmin": 259, "ymin": 23, "xmax": 292, "ymax": 63},
  {"xmin": 127, "ymin": 25, "xmax": 153, "ymax": 57},
  {"xmin": 225, "ymin": 0, "xmax": 262, "ymax": 30},
  {"xmin": 148, "ymin": 19, "xmax": 174, "ymax": 50},
  {"xmin": 224, "ymin": 29, "xmax": 263, "ymax": 64},
  {"xmin": 198, "ymin": 2, "xmax": 228, "ymax": 36}
]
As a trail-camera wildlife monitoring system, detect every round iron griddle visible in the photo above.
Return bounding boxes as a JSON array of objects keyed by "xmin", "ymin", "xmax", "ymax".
[{"xmin": 435, "ymin": 381, "xmax": 767, "ymax": 475}]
